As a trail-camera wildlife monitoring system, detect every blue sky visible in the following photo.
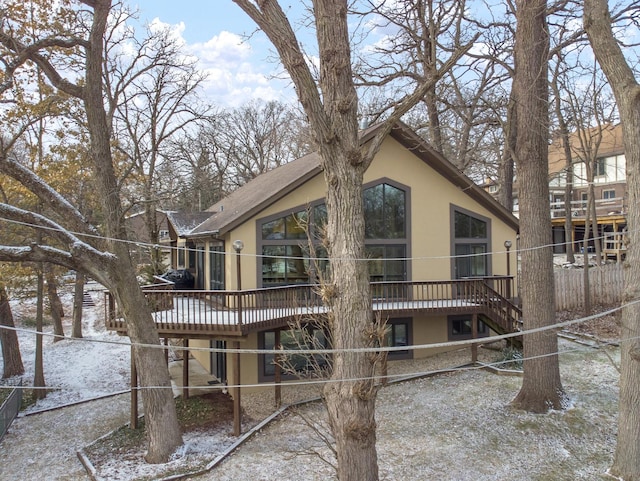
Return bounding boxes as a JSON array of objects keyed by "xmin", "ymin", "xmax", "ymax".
[
  {"xmin": 126, "ymin": 1, "xmax": 304, "ymax": 107},
  {"xmin": 129, "ymin": 1, "xmax": 255, "ymax": 43}
]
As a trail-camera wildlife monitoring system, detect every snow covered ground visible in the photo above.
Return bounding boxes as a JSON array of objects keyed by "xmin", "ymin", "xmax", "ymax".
[{"xmin": 0, "ymin": 282, "xmax": 623, "ymax": 480}]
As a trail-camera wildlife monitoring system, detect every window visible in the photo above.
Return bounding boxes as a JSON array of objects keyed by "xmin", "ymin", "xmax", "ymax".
[
  {"xmin": 177, "ymin": 247, "xmax": 185, "ymax": 268},
  {"xmin": 594, "ymin": 157, "xmax": 606, "ymax": 177},
  {"xmin": 603, "ymin": 190, "xmax": 616, "ymax": 200},
  {"xmin": 262, "ymin": 245, "xmax": 310, "ymax": 285},
  {"xmin": 385, "ymin": 318, "xmax": 412, "ymax": 360},
  {"xmin": 452, "ymin": 207, "xmax": 490, "ymax": 279},
  {"xmin": 259, "ymin": 327, "xmax": 328, "ymax": 380},
  {"xmin": 363, "ymin": 181, "xmax": 409, "ymax": 285},
  {"xmin": 209, "ymin": 245, "xmax": 224, "ymax": 290},
  {"xmin": 258, "ymin": 180, "xmax": 409, "ymax": 287},
  {"xmin": 455, "ymin": 211, "xmax": 487, "ymax": 239},
  {"xmin": 367, "ymin": 245, "xmax": 406, "ymax": 283},
  {"xmin": 260, "ymin": 205, "xmax": 327, "ymax": 287},
  {"xmin": 364, "ymin": 183, "xmax": 406, "ymax": 239},
  {"xmin": 581, "ymin": 192, "xmax": 588, "ymax": 209},
  {"xmin": 448, "ymin": 315, "xmax": 489, "ymax": 340}
]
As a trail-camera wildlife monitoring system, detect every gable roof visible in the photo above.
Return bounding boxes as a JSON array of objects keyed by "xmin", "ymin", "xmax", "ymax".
[
  {"xmin": 185, "ymin": 121, "xmax": 518, "ymax": 238},
  {"xmin": 167, "ymin": 211, "xmax": 215, "ymax": 237}
]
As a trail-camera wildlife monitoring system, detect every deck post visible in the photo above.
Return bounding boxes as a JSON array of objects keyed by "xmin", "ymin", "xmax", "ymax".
[
  {"xmin": 130, "ymin": 345, "xmax": 139, "ymax": 429},
  {"xmin": 182, "ymin": 339, "xmax": 189, "ymax": 399},
  {"xmin": 274, "ymin": 329, "xmax": 281, "ymax": 408},
  {"xmin": 233, "ymin": 341, "xmax": 242, "ymax": 436},
  {"xmin": 163, "ymin": 338, "xmax": 169, "ymax": 365},
  {"xmin": 471, "ymin": 313, "xmax": 478, "ymax": 363}
]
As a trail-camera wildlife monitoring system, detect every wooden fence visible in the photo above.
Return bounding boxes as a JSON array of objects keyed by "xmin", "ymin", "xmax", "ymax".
[
  {"xmin": 0, "ymin": 380, "xmax": 22, "ymax": 441},
  {"xmin": 554, "ymin": 263, "xmax": 623, "ymax": 311}
]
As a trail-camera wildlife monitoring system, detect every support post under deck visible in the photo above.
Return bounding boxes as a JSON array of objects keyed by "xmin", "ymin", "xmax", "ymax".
[
  {"xmin": 182, "ymin": 339, "xmax": 189, "ymax": 399},
  {"xmin": 233, "ymin": 341, "xmax": 242, "ymax": 436},
  {"xmin": 471, "ymin": 313, "xmax": 478, "ymax": 363},
  {"xmin": 130, "ymin": 345, "xmax": 139, "ymax": 429},
  {"xmin": 274, "ymin": 329, "xmax": 281, "ymax": 408}
]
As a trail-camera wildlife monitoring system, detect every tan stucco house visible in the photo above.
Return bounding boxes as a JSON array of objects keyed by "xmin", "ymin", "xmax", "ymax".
[{"xmin": 107, "ymin": 121, "xmax": 520, "ymax": 418}]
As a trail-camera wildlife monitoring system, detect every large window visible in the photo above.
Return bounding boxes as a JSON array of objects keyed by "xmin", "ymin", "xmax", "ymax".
[
  {"xmin": 364, "ymin": 182, "xmax": 408, "ymax": 283},
  {"xmin": 258, "ymin": 181, "xmax": 409, "ymax": 287},
  {"xmin": 452, "ymin": 207, "xmax": 490, "ymax": 279},
  {"xmin": 364, "ymin": 183, "xmax": 406, "ymax": 239},
  {"xmin": 260, "ymin": 205, "xmax": 327, "ymax": 287},
  {"xmin": 259, "ymin": 327, "xmax": 329, "ymax": 380},
  {"xmin": 448, "ymin": 315, "xmax": 489, "ymax": 340}
]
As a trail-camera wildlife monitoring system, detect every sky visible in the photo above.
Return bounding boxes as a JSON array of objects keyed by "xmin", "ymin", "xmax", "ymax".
[{"xmin": 126, "ymin": 0, "xmax": 303, "ymax": 107}]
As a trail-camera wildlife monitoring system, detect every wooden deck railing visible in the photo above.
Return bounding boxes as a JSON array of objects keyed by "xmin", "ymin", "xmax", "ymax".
[{"xmin": 105, "ymin": 276, "xmax": 519, "ymax": 337}]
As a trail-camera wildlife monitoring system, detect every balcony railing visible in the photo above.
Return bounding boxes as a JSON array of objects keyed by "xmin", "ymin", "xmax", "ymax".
[
  {"xmin": 550, "ymin": 196, "xmax": 625, "ymax": 219},
  {"xmin": 105, "ymin": 276, "xmax": 519, "ymax": 337}
]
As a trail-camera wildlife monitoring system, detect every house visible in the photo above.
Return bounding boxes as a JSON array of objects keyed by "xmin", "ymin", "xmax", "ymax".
[
  {"xmin": 125, "ymin": 209, "xmax": 174, "ymax": 268},
  {"xmin": 545, "ymin": 124, "xmax": 626, "ymax": 259},
  {"xmin": 106, "ymin": 121, "xmax": 520, "ymax": 430}
]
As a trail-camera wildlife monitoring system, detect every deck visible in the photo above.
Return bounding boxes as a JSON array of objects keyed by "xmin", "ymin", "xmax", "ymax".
[{"xmin": 105, "ymin": 277, "xmax": 521, "ymax": 339}]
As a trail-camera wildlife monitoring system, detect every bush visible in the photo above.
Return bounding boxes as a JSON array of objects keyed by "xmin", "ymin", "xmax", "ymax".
[{"xmin": 495, "ymin": 346, "xmax": 523, "ymax": 370}]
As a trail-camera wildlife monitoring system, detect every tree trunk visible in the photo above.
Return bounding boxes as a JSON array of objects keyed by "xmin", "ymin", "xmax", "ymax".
[
  {"xmin": 34, "ymin": 269, "xmax": 46, "ymax": 400},
  {"xmin": 0, "ymin": 284, "xmax": 24, "ymax": 378},
  {"xmin": 83, "ymin": 0, "xmax": 182, "ymax": 463},
  {"xmin": 498, "ymin": 95, "xmax": 516, "ymax": 211},
  {"xmin": 72, "ymin": 271, "xmax": 84, "ymax": 338},
  {"xmin": 110, "ymin": 262, "xmax": 182, "ymax": 463},
  {"xmin": 45, "ymin": 266, "xmax": 65, "ymax": 341},
  {"xmin": 511, "ymin": 0, "xmax": 566, "ymax": 412},
  {"xmin": 584, "ymin": 1, "xmax": 640, "ymax": 477},
  {"xmin": 322, "ymin": 143, "xmax": 378, "ymax": 481}
]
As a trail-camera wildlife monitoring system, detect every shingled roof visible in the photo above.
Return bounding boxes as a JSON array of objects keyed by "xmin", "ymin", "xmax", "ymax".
[
  {"xmin": 548, "ymin": 123, "xmax": 625, "ymax": 178},
  {"xmin": 182, "ymin": 120, "xmax": 518, "ymax": 238}
]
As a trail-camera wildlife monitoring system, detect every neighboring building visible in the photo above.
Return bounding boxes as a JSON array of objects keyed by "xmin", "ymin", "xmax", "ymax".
[
  {"xmin": 125, "ymin": 209, "xmax": 174, "ymax": 268},
  {"xmin": 487, "ymin": 124, "xmax": 627, "ymax": 260},
  {"xmin": 546, "ymin": 124, "xmax": 626, "ymax": 259},
  {"xmin": 107, "ymin": 121, "xmax": 520, "ymax": 422}
]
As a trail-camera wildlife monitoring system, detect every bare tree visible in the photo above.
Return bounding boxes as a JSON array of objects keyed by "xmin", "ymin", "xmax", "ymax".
[
  {"xmin": 584, "ymin": 0, "xmax": 640, "ymax": 477},
  {"xmin": 0, "ymin": 0, "xmax": 182, "ymax": 462},
  {"xmin": 215, "ymin": 100, "xmax": 306, "ymax": 189},
  {"xmin": 510, "ymin": 0, "xmax": 566, "ymax": 412},
  {"xmin": 107, "ymin": 19, "xmax": 209, "ymax": 274},
  {"xmin": 233, "ymin": 1, "xmax": 475, "ymax": 479}
]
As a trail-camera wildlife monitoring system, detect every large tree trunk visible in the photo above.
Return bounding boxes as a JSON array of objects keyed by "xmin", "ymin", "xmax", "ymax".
[
  {"xmin": 83, "ymin": 0, "xmax": 182, "ymax": 463},
  {"xmin": 510, "ymin": 0, "xmax": 566, "ymax": 412},
  {"xmin": 584, "ymin": 1, "xmax": 640, "ymax": 478},
  {"xmin": 72, "ymin": 271, "xmax": 84, "ymax": 339},
  {"xmin": 498, "ymin": 95, "xmax": 516, "ymax": 211},
  {"xmin": 45, "ymin": 266, "xmax": 65, "ymax": 341},
  {"xmin": 322, "ymin": 143, "xmax": 378, "ymax": 481},
  {"xmin": 0, "ymin": 284, "xmax": 24, "ymax": 378}
]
